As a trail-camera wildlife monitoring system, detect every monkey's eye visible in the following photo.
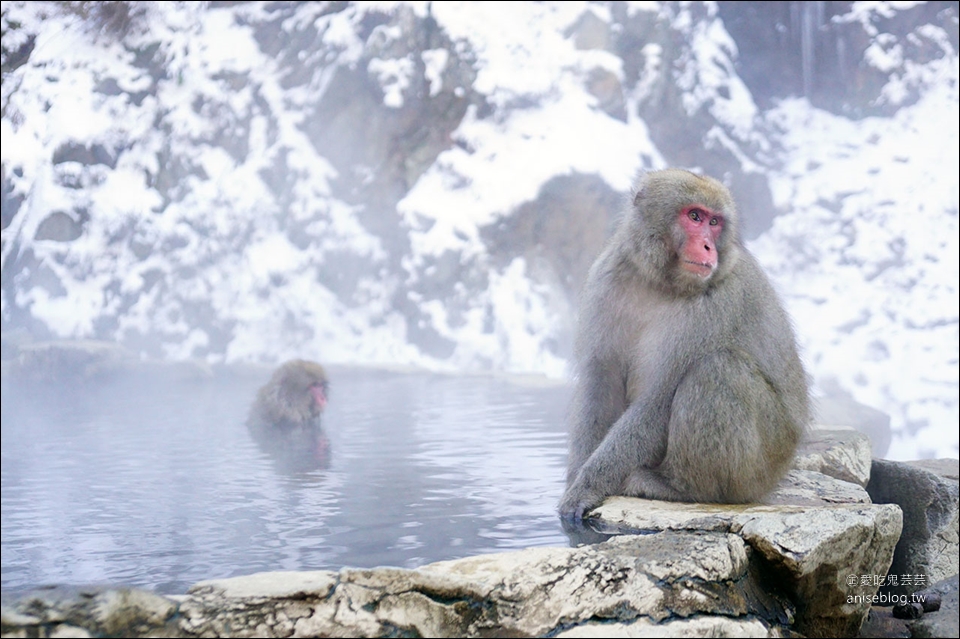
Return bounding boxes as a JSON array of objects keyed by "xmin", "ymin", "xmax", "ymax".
[
  {"xmin": 709, "ymin": 217, "xmax": 719, "ymax": 226},
  {"xmin": 688, "ymin": 209, "xmax": 704, "ymax": 222}
]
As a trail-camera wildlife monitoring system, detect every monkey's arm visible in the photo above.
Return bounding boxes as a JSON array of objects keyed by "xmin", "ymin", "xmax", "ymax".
[
  {"xmin": 559, "ymin": 395, "xmax": 670, "ymax": 521},
  {"xmin": 565, "ymin": 357, "xmax": 630, "ymax": 484}
]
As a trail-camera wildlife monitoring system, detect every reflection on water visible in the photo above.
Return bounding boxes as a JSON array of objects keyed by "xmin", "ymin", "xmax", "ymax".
[{"xmin": 1, "ymin": 366, "xmax": 570, "ymax": 595}]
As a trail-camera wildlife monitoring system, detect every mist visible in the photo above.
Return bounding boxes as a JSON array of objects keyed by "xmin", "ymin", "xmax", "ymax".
[{"xmin": 2, "ymin": 3, "xmax": 957, "ymax": 467}]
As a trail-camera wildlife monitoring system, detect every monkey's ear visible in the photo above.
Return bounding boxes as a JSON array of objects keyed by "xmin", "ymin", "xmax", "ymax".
[{"xmin": 633, "ymin": 188, "xmax": 645, "ymax": 207}]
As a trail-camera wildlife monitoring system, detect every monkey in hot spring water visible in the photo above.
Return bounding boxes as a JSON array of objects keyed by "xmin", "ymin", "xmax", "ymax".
[{"xmin": 247, "ymin": 359, "xmax": 331, "ymax": 471}]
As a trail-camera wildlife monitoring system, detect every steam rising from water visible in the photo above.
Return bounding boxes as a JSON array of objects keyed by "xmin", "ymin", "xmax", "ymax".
[{"xmin": 1, "ymin": 366, "xmax": 569, "ymax": 594}]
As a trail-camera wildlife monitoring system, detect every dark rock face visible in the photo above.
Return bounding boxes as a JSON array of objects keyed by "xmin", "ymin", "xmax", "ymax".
[
  {"xmin": 907, "ymin": 575, "xmax": 959, "ymax": 638},
  {"xmin": 34, "ymin": 211, "xmax": 88, "ymax": 242},
  {"xmin": 718, "ymin": 1, "xmax": 960, "ymax": 117},
  {"xmin": 867, "ymin": 459, "xmax": 960, "ymax": 597},
  {"xmin": 52, "ymin": 142, "xmax": 119, "ymax": 168}
]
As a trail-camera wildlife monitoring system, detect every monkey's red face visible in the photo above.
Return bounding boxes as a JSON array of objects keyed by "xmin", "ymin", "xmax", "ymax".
[
  {"xmin": 309, "ymin": 382, "xmax": 328, "ymax": 414},
  {"xmin": 678, "ymin": 206, "xmax": 724, "ymax": 278}
]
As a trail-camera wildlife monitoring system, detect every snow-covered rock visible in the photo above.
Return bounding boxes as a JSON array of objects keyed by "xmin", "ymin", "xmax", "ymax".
[{"xmin": 2, "ymin": 1, "xmax": 956, "ymax": 458}]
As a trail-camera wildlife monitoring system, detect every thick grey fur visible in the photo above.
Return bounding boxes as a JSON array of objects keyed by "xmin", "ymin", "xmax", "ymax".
[{"xmin": 559, "ymin": 169, "xmax": 809, "ymax": 521}]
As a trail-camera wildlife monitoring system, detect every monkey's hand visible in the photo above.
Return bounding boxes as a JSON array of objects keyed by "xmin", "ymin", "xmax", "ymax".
[{"xmin": 558, "ymin": 482, "xmax": 607, "ymax": 523}]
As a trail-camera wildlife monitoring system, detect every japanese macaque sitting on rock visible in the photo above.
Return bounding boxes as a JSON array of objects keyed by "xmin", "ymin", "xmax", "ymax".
[
  {"xmin": 247, "ymin": 359, "xmax": 330, "ymax": 471},
  {"xmin": 559, "ymin": 169, "xmax": 809, "ymax": 522}
]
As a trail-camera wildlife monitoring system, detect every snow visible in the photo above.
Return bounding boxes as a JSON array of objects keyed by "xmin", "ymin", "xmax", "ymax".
[
  {"xmin": 422, "ymin": 48, "xmax": 449, "ymax": 97},
  {"xmin": 368, "ymin": 55, "xmax": 415, "ymax": 108},
  {"xmin": 400, "ymin": 97, "xmax": 653, "ymax": 261},
  {"xmin": 1, "ymin": 1, "xmax": 957, "ymax": 458},
  {"xmin": 753, "ymin": 48, "xmax": 959, "ymax": 458},
  {"xmin": 431, "ymin": 1, "xmax": 587, "ymax": 102}
]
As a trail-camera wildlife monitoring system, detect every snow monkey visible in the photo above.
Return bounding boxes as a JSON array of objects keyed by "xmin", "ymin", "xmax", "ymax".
[
  {"xmin": 559, "ymin": 169, "xmax": 808, "ymax": 521},
  {"xmin": 247, "ymin": 359, "xmax": 331, "ymax": 468}
]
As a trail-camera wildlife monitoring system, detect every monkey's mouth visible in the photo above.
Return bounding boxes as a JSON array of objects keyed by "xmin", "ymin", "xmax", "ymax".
[{"xmin": 681, "ymin": 260, "xmax": 715, "ymax": 278}]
